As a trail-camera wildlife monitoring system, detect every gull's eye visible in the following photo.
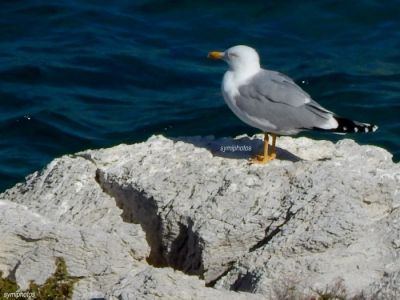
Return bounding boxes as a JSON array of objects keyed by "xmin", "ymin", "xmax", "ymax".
[{"xmin": 228, "ymin": 52, "xmax": 238, "ymax": 58}]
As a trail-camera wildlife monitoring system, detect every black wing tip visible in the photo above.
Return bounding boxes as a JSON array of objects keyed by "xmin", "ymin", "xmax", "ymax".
[
  {"xmin": 312, "ymin": 117, "xmax": 378, "ymax": 134},
  {"xmin": 334, "ymin": 117, "xmax": 378, "ymax": 134}
]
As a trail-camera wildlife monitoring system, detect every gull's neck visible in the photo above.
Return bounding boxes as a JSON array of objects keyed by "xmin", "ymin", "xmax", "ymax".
[
  {"xmin": 229, "ymin": 64, "xmax": 261, "ymax": 85},
  {"xmin": 223, "ymin": 64, "xmax": 261, "ymax": 99}
]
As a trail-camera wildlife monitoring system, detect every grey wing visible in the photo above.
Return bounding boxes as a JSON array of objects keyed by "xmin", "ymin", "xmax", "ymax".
[
  {"xmin": 242, "ymin": 70, "xmax": 311, "ymax": 107},
  {"xmin": 235, "ymin": 70, "xmax": 335, "ymax": 134}
]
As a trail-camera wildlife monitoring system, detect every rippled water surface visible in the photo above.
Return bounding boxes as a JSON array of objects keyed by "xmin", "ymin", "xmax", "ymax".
[{"xmin": 1, "ymin": 1, "xmax": 400, "ymax": 191}]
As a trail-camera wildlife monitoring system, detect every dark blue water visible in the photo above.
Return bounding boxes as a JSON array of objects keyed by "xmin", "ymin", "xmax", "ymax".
[{"xmin": 1, "ymin": 1, "xmax": 400, "ymax": 192}]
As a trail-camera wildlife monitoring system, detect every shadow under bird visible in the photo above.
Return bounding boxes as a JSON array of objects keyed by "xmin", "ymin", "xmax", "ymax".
[{"xmin": 208, "ymin": 45, "xmax": 378, "ymax": 164}]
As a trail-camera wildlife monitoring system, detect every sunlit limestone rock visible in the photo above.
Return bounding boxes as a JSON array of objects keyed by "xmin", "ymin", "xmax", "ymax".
[{"xmin": 1, "ymin": 134, "xmax": 399, "ymax": 299}]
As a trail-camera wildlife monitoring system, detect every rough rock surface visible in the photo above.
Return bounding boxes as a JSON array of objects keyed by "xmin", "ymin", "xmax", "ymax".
[
  {"xmin": 0, "ymin": 156, "xmax": 150, "ymax": 299},
  {"xmin": 1, "ymin": 134, "xmax": 399, "ymax": 299}
]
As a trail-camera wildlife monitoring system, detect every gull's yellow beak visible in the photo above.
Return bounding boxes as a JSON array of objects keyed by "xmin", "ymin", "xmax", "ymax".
[{"xmin": 208, "ymin": 51, "xmax": 224, "ymax": 60}]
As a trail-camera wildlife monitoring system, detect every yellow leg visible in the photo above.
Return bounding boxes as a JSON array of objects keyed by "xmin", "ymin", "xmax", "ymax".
[
  {"xmin": 251, "ymin": 133, "xmax": 277, "ymax": 164},
  {"xmin": 270, "ymin": 134, "xmax": 277, "ymax": 160}
]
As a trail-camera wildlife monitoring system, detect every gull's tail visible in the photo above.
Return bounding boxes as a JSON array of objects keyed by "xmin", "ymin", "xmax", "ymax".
[{"xmin": 328, "ymin": 116, "xmax": 378, "ymax": 134}]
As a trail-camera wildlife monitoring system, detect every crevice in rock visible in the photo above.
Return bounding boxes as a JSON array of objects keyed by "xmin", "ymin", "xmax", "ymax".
[
  {"xmin": 230, "ymin": 271, "xmax": 261, "ymax": 293},
  {"xmin": 169, "ymin": 220, "xmax": 204, "ymax": 277},
  {"xmin": 93, "ymin": 168, "xmax": 210, "ymax": 282},
  {"xmin": 249, "ymin": 202, "xmax": 296, "ymax": 252},
  {"xmin": 16, "ymin": 234, "xmax": 58, "ymax": 243},
  {"xmin": 16, "ymin": 234, "xmax": 43, "ymax": 243},
  {"xmin": 94, "ymin": 169, "xmax": 167, "ymax": 268}
]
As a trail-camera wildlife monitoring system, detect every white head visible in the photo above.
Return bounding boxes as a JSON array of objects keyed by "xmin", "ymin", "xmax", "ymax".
[{"xmin": 208, "ymin": 45, "xmax": 261, "ymax": 74}]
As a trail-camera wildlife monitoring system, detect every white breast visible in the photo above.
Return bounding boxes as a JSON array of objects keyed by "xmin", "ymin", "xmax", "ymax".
[
  {"xmin": 222, "ymin": 71, "xmax": 244, "ymax": 120},
  {"xmin": 222, "ymin": 71, "xmax": 238, "ymax": 100}
]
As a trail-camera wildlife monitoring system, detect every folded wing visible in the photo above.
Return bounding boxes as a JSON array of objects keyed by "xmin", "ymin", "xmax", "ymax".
[{"xmin": 234, "ymin": 70, "xmax": 337, "ymax": 134}]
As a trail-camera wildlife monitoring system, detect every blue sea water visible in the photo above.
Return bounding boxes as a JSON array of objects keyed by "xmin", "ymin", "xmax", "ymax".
[{"xmin": 1, "ymin": 1, "xmax": 399, "ymax": 192}]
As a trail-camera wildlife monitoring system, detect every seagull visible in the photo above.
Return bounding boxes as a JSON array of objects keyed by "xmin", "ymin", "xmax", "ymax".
[{"xmin": 208, "ymin": 45, "xmax": 378, "ymax": 164}]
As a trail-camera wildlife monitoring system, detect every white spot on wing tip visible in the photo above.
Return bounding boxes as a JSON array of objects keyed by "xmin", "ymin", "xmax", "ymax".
[
  {"xmin": 343, "ymin": 126, "xmax": 347, "ymax": 131},
  {"xmin": 320, "ymin": 117, "xmax": 338, "ymax": 130},
  {"xmin": 364, "ymin": 127, "xmax": 368, "ymax": 132},
  {"xmin": 372, "ymin": 125, "xmax": 378, "ymax": 132},
  {"xmin": 354, "ymin": 127, "xmax": 358, "ymax": 132}
]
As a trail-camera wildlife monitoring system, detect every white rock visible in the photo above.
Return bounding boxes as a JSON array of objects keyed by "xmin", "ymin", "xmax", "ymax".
[{"xmin": 1, "ymin": 134, "xmax": 399, "ymax": 299}]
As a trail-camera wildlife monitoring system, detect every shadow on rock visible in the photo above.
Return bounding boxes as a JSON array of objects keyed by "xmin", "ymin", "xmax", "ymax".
[{"xmin": 171, "ymin": 135, "xmax": 302, "ymax": 162}]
